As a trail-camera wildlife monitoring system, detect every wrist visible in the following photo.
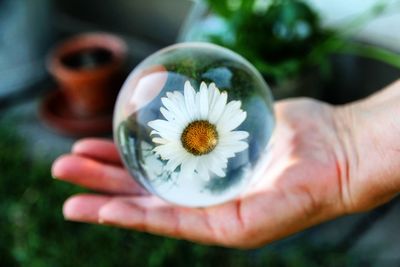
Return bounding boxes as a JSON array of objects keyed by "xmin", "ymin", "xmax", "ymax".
[{"xmin": 333, "ymin": 80, "xmax": 400, "ymax": 213}]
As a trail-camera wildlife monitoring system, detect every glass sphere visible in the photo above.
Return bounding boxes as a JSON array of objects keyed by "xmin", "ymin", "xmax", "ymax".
[{"xmin": 113, "ymin": 42, "xmax": 274, "ymax": 207}]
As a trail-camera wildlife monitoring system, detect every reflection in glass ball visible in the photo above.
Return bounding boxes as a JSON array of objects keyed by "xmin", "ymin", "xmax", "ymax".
[{"xmin": 113, "ymin": 42, "xmax": 275, "ymax": 207}]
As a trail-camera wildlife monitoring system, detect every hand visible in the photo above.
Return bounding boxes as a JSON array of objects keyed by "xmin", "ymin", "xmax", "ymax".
[{"xmin": 51, "ymin": 98, "xmax": 383, "ymax": 248}]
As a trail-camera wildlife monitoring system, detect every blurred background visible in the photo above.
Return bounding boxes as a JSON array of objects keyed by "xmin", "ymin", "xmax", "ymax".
[{"xmin": 1, "ymin": 0, "xmax": 400, "ymax": 266}]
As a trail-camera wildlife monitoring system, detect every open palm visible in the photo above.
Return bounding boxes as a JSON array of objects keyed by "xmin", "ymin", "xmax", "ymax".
[{"xmin": 52, "ymin": 98, "xmax": 352, "ymax": 248}]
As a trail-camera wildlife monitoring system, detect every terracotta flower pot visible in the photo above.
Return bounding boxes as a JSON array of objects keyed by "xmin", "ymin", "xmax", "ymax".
[{"xmin": 48, "ymin": 32, "xmax": 127, "ymax": 117}]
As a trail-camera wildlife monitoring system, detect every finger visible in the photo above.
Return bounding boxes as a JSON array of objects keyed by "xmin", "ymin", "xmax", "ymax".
[
  {"xmin": 98, "ymin": 196, "xmax": 221, "ymax": 245},
  {"xmin": 52, "ymin": 155, "xmax": 146, "ymax": 195},
  {"xmin": 63, "ymin": 194, "xmax": 112, "ymax": 223},
  {"xmin": 72, "ymin": 138, "xmax": 122, "ymax": 165}
]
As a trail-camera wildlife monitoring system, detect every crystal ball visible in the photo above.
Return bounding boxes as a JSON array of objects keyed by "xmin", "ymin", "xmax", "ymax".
[{"xmin": 113, "ymin": 42, "xmax": 275, "ymax": 207}]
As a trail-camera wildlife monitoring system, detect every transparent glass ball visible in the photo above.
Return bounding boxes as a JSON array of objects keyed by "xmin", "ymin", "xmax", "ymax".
[{"xmin": 113, "ymin": 42, "xmax": 275, "ymax": 207}]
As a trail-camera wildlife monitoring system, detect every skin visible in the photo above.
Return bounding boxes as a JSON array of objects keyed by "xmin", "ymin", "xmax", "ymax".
[{"xmin": 52, "ymin": 79, "xmax": 400, "ymax": 249}]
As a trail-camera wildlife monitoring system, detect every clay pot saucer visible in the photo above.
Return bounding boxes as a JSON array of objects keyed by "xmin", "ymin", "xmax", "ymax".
[{"xmin": 39, "ymin": 89, "xmax": 112, "ymax": 137}]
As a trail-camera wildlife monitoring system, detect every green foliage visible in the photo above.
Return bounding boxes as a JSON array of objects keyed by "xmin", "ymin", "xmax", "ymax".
[
  {"xmin": 163, "ymin": 50, "xmax": 255, "ymax": 101},
  {"xmin": 0, "ymin": 121, "xmax": 367, "ymax": 266},
  {"xmin": 204, "ymin": 0, "xmax": 331, "ymax": 83},
  {"xmin": 203, "ymin": 0, "xmax": 400, "ymax": 84}
]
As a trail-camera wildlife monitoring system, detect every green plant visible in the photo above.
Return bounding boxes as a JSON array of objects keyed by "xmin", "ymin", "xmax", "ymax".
[{"xmin": 203, "ymin": 0, "xmax": 400, "ymax": 84}]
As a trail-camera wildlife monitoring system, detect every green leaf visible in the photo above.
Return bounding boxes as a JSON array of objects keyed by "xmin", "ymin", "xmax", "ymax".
[
  {"xmin": 205, "ymin": 0, "xmax": 231, "ymax": 18},
  {"xmin": 240, "ymin": 0, "xmax": 256, "ymax": 13},
  {"xmin": 337, "ymin": 42, "xmax": 400, "ymax": 69}
]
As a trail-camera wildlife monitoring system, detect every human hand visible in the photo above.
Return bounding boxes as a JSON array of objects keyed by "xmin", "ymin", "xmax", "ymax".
[{"xmin": 51, "ymin": 95, "xmax": 399, "ymax": 248}]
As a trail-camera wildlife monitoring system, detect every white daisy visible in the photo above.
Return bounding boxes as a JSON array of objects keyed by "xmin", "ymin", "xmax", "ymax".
[{"xmin": 147, "ymin": 81, "xmax": 249, "ymax": 180}]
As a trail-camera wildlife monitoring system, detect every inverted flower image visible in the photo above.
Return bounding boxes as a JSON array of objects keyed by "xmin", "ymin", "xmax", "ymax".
[{"xmin": 148, "ymin": 81, "xmax": 249, "ymax": 181}]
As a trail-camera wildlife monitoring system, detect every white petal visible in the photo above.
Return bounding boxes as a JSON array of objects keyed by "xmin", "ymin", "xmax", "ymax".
[
  {"xmin": 193, "ymin": 89, "xmax": 202, "ymax": 120},
  {"xmin": 218, "ymin": 141, "xmax": 248, "ymax": 153},
  {"xmin": 209, "ymin": 91, "xmax": 227, "ymax": 124},
  {"xmin": 224, "ymin": 111, "xmax": 247, "ymax": 132},
  {"xmin": 165, "ymin": 159, "xmax": 181, "ymax": 172},
  {"xmin": 202, "ymin": 170, "xmax": 210, "ymax": 181},
  {"xmin": 217, "ymin": 111, "xmax": 247, "ymax": 133},
  {"xmin": 148, "ymin": 120, "xmax": 181, "ymax": 140},
  {"xmin": 214, "ymin": 146, "xmax": 235, "ymax": 159},
  {"xmin": 171, "ymin": 91, "xmax": 192, "ymax": 123},
  {"xmin": 184, "ymin": 81, "xmax": 196, "ymax": 120},
  {"xmin": 217, "ymin": 102, "xmax": 247, "ymax": 133},
  {"xmin": 179, "ymin": 156, "xmax": 198, "ymax": 179},
  {"xmin": 196, "ymin": 161, "xmax": 210, "ymax": 181},
  {"xmin": 152, "ymin": 137, "xmax": 168, "ymax": 144},
  {"xmin": 153, "ymin": 142, "xmax": 181, "ymax": 159},
  {"xmin": 208, "ymin": 83, "xmax": 218, "ymax": 108},
  {"xmin": 161, "ymin": 97, "xmax": 186, "ymax": 125},
  {"xmin": 165, "ymin": 150, "xmax": 189, "ymax": 172},
  {"xmin": 220, "ymin": 131, "xmax": 249, "ymax": 144},
  {"xmin": 207, "ymin": 148, "xmax": 229, "ymax": 165},
  {"xmin": 161, "ymin": 97, "xmax": 178, "ymax": 114},
  {"xmin": 162, "ymin": 94, "xmax": 190, "ymax": 125},
  {"xmin": 204, "ymin": 154, "xmax": 226, "ymax": 177},
  {"xmin": 160, "ymin": 107, "xmax": 174, "ymax": 121},
  {"xmin": 199, "ymin": 82, "xmax": 209, "ymax": 119},
  {"xmin": 148, "ymin": 119, "xmax": 180, "ymax": 134}
]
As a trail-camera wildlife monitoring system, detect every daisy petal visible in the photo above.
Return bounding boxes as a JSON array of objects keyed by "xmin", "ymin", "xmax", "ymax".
[
  {"xmin": 160, "ymin": 107, "xmax": 175, "ymax": 122},
  {"xmin": 165, "ymin": 149, "xmax": 190, "ymax": 172},
  {"xmin": 148, "ymin": 120, "xmax": 181, "ymax": 140},
  {"xmin": 209, "ymin": 91, "xmax": 227, "ymax": 124},
  {"xmin": 196, "ymin": 161, "xmax": 210, "ymax": 181},
  {"xmin": 212, "ymin": 146, "xmax": 233, "ymax": 161},
  {"xmin": 204, "ymin": 154, "xmax": 226, "ymax": 177},
  {"xmin": 179, "ymin": 156, "xmax": 198, "ymax": 179},
  {"xmin": 194, "ymin": 88, "xmax": 202, "ymax": 120},
  {"xmin": 219, "ymin": 141, "xmax": 248, "ymax": 153},
  {"xmin": 184, "ymin": 81, "xmax": 196, "ymax": 120},
  {"xmin": 199, "ymin": 82, "xmax": 209, "ymax": 119},
  {"xmin": 152, "ymin": 137, "xmax": 168, "ymax": 144},
  {"xmin": 171, "ymin": 91, "xmax": 192, "ymax": 123},
  {"xmin": 162, "ymin": 94, "xmax": 190, "ymax": 125},
  {"xmin": 225, "ymin": 130, "xmax": 249, "ymax": 140},
  {"xmin": 208, "ymin": 83, "xmax": 217, "ymax": 107},
  {"xmin": 218, "ymin": 111, "xmax": 247, "ymax": 133},
  {"xmin": 161, "ymin": 97, "xmax": 178, "ymax": 113},
  {"xmin": 217, "ymin": 101, "xmax": 247, "ymax": 132}
]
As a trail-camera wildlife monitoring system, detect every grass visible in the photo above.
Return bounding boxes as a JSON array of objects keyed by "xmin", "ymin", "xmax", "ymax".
[{"xmin": 0, "ymin": 120, "xmax": 368, "ymax": 266}]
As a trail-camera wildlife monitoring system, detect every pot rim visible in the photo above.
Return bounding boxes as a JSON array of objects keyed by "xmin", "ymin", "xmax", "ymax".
[{"xmin": 47, "ymin": 32, "xmax": 127, "ymax": 82}]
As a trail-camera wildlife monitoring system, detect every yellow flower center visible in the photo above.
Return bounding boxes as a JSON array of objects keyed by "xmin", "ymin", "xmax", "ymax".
[{"xmin": 181, "ymin": 120, "xmax": 218, "ymax": 156}]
